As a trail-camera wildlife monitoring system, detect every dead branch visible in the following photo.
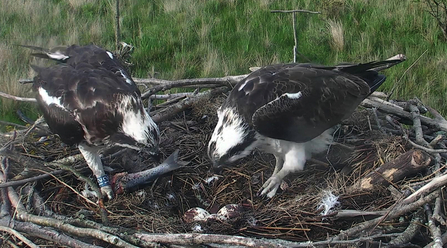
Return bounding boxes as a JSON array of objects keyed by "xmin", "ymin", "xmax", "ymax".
[
  {"xmin": 334, "ymin": 209, "xmax": 387, "ymax": 218},
  {"xmin": 8, "ymin": 187, "xmax": 138, "ymax": 248},
  {"xmin": 425, "ymin": 231, "xmax": 447, "ymax": 248},
  {"xmin": 402, "ymin": 173, "xmax": 447, "ymax": 205},
  {"xmin": 0, "ymin": 120, "xmax": 27, "ymax": 129},
  {"xmin": 349, "ymin": 149, "xmax": 431, "ymax": 191},
  {"xmin": 0, "ymin": 169, "xmax": 64, "ymax": 188},
  {"xmin": 362, "ymin": 97, "xmax": 447, "ymax": 132},
  {"xmin": 115, "ymin": 0, "xmax": 120, "ymax": 52},
  {"xmin": 424, "ymin": 203, "xmax": 443, "ymax": 247},
  {"xmin": 151, "ymin": 87, "xmax": 227, "ymax": 123},
  {"xmin": 270, "ymin": 9, "xmax": 321, "ymax": 14},
  {"xmin": 409, "ymin": 103, "xmax": 430, "ymax": 146},
  {"xmin": 0, "ymin": 225, "xmax": 38, "ymax": 248},
  {"xmin": 135, "ymin": 232, "xmax": 400, "ymax": 247},
  {"xmin": 0, "ymin": 148, "xmax": 84, "ymax": 179},
  {"xmin": 140, "ymin": 76, "xmax": 244, "ymax": 98},
  {"xmin": 333, "ymin": 190, "xmax": 439, "ymax": 241},
  {"xmin": 0, "ymin": 216, "xmax": 100, "ymax": 248},
  {"xmin": 388, "ymin": 209, "xmax": 424, "ymax": 245},
  {"xmin": 0, "ymin": 91, "xmax": 36, "ymax": 102}
]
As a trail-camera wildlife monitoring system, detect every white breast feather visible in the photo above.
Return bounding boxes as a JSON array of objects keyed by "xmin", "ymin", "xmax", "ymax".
[
  {"xmin": 210, "ymin": 108, "xmax": 247, "ymax": 157},
  {"xmin": 38, "ymin": 87, "xmax": 64, "ymax": 109},
  {"xmin": 119, "ymin": 95, "xmax": 157, "ymax": 144}
]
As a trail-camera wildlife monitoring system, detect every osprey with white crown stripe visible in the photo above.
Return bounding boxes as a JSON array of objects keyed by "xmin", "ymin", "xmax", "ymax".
[
  {"xmin": 27, "ymin": 44, "xmax": 160, "ymax": 200},
  {"xmin": 208, "ymin": 54, "xmax": 406, "ymax": 198}
]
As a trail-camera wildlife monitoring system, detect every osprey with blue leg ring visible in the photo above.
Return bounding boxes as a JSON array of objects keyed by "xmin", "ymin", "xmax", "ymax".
[{"xmin": 25, "ymin": 44, "xmax": 160, "ymax": 200}]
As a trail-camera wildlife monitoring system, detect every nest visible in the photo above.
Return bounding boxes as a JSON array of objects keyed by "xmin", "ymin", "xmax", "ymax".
[{"xmin": 1, "ymin": 90, "xmax": 446, "ymax": 247}]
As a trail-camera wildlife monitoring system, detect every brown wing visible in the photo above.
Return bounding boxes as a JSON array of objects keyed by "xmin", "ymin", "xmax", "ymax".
[{"xmin": 32, "ymin": 64, "xmax": 137, "ymax": 145}]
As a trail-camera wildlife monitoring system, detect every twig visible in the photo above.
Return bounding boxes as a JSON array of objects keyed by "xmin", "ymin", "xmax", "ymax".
[
  {"xmin": 135, "ymin": 232, "xmax": 398, "ymax": 247},
  {"xmin": 424, "ymin": 203, "xmax": 443, "ymax": 247},
  {"xmin": 388, "ymin": 209, "xmax": 424, "ymax": 245},
  {"xmin": 115, "ymin": 0, "xmax": 120, "ymax": 52},
  {"xmin": 150, "ymin": 92, "xmax": 200, "ymax": 100},
  {"xmin": 270, "ymin": 9, "xmax": 321, "ymax": 14},
  {"xmin": 0, "ymin": 120, "xmax": 27, "ymax": 129},
  {"xmin": 0, "ymin": 170, "xmax": 64, "ymax": 188},
  {"xmin": 2, "ymin": 217, "xmax": 101, "ymax": 248},
  {"xmin": 402, "ymin": 174, "xmax": 447, "ymax": 205},
  {"xmin": 8, "ymin": 188, "xmax": 137, "ymax": 248},
  {"xmin": 362, "ymin": 97, "xmax": 447, "ymax": 132},
  {"xmin": 333, "ymin": 190, "xmax": 439, "ymax": 241},
  {"xmin": 0, "ymin": 91, "xmax": 36, "ymax": 102},
  {"xmin": 44, "ymin": 170, "xmax": 98, "ymax": 206},
  {"xmin": 140, "ymin": 76, "xmax": 243, "ymax": 98},
  {"xmin": 151, "ymin": 87, "xmax": 227, "ymax": 123},
  {"xmin": 408, "ymin": 103, "xmax": 430, "ymax": 146},
  {"xmin": 0, "ymin": 225, "xmax": 39, "ymax": 248},
  {"xmin": 433, "ymin": 195, "xmax": 446, "ymax": 225},
  {"xmin": 404, "ymin": 138, "xmax": 447, "ymax": 153}
]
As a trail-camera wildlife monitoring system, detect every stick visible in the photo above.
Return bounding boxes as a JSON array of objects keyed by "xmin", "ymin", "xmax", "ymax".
[
  {"xmin": 0, "ymin": 91, "xmax": 36, "ymax": 102},
  {"xmin": 115, "ymin": 0, "xmax": 120, "ymax": 53},
  {"xmin": 362, "ymin": 97, "xmax": 447, "ymax": 132},
  {"xmin": 0, "ymin": 225, "xmax": 39, "ymax": 248},
  {"xmin": 0, "ymin": 217, "xmax": 100, "ymax": 248},
  {"xmin": 388, "ymin": 209, "xmax": 423, "ymax": 245},
  {"xmin": 151, "ymin": 87, "xmax": 227, "ymax": 123},
  {"xmin": 424, "ymin": 203, "xmax": 443, "ymax": 248},
  {"xmin": 409, "ymin": 104, "xmax": 429, "ymax": 146},
  {"xmin": 333, "ymin": 190, "xmax": 439, "ymax": 241},
  {"xmin": 8, "ymin": 193, "xmax": 137, "ymax": 248},
  {"xmin": 348, "ymin": 149, "xmax": 431, "ymax": 191},
  {"xmin": 140, "ymin": 76, "xmax": 244, "ymax": 98},
  {"xmin": 270, "ymin": 9, "xmax": 321, "ymax": 14},
  {"xmin": 402, "ymin": 173, "xmax": 447, "ymax": 205}
]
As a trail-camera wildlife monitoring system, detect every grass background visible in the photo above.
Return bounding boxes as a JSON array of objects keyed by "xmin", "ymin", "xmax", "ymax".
[{"xmin": 0, "ymin": 0, "xmax": 445, "ymax": 124}]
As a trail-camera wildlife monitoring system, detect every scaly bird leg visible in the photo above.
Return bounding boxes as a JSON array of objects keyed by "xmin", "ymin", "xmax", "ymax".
[
  {"xmin": 260, "ymin": 149, "xmax": 306, "ymax": 198},
  {"xmin": 78, "ymin": 143, "xmax": 114, "ymax": 200},
  {"xmin": 258, "ymin": 155, "xmax": 283, "ymax": 198}
]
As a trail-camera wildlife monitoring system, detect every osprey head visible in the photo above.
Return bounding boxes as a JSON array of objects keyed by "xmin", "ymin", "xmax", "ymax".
[{"xmin": 207, "ymin": 107, "xmax": 259, "ymax": 169}]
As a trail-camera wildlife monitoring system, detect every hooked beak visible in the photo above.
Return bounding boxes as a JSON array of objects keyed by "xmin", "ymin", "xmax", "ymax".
[{"xmin": 210, "ymin": 156, "xmax": 229, "ymax": 174}]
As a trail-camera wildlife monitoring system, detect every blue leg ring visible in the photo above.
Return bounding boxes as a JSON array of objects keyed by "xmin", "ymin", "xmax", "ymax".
[{"xmin": 97, "ymin": 175, "xmax": 110, "ymax": 187}]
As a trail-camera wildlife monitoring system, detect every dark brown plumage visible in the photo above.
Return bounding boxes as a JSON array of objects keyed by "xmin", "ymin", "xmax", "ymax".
[
  {"xmin": 208, "ymin": 55, "xmax": 406, "ymax": 198},
  {"xmin": 27, "ymin": 44, "xmax": 159, "ymax": 199}
]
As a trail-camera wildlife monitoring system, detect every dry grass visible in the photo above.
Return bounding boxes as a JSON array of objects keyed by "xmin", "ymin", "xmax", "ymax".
[
  {"xmin": 202, "ymin": 48, "xmax": 220, "ymax": 76},
  {"xmin": 328, "ymin": 19, "xmax": 344, "ymax": 52}
]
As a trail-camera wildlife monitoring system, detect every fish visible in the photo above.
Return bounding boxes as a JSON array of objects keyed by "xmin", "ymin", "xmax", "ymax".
[{"xmin": 111, "ymin": 149, "xmax": 189, "ymax": 194}]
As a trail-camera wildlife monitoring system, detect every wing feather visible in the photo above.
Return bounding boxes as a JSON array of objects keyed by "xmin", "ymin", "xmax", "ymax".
[
  {"xmin": 33, "ymin": 63, "xmax": 137, "ymax": 145},
  {"xmin": 229, "ymin": 64, "xmax": 371, "ymax": 143}
]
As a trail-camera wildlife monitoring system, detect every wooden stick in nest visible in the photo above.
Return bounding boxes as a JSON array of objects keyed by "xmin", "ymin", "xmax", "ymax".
[{"xmin": 348, "ymin": 149, "xmax": 431, "ymax": 191}]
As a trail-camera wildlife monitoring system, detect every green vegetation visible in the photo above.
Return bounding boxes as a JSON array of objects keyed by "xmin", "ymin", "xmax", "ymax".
[{"xmin": 1, "ymin": 0, "xmax": 446, "ymax": 124}]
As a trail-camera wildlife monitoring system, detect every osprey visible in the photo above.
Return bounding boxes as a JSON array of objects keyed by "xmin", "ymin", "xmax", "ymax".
[
  {"xmin": 28, "ymin": 45, "xmax": 160, "ymax": 200},
  {"xmin": 208, "ymin": 55, "xmax": 405, "ymax": 198}
]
